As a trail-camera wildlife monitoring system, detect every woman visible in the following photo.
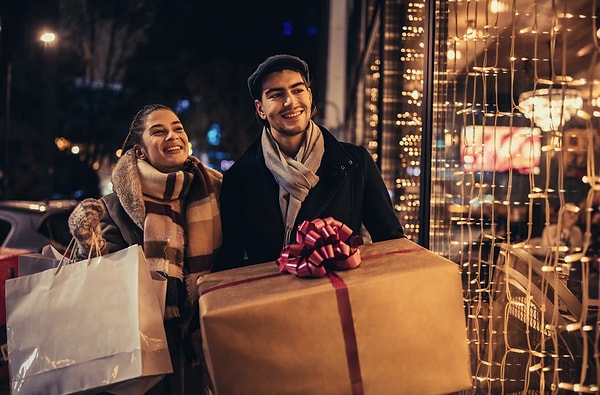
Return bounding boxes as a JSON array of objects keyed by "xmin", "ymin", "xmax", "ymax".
[{"xmin": 68, "ymin": 103, "xmax": 222, "ymax": 394}]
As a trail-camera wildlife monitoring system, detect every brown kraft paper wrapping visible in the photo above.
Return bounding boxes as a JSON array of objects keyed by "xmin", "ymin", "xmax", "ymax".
[{"xmin": 198, "ymin": 238, "xmax": 471, "ymax": 395}]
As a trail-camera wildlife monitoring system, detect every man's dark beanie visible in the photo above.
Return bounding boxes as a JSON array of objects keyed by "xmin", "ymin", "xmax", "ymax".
[{"xmin": 247, "ymin": 54, "xmax": 311, "ymax": 100}]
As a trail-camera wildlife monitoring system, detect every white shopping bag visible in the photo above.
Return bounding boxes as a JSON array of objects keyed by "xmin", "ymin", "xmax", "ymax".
[
  {"xmin": 17, "ymin": 244, "xmax": 65, "ymax": 276},
  {"xmin": 6, "ymin": 244, "xmax": 173, "ymax": 395}
]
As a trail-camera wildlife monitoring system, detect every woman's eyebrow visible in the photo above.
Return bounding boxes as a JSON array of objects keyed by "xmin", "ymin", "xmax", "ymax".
[{"xmin": 148, "ymin": 120, "xmax": 182, "ymax": 129}]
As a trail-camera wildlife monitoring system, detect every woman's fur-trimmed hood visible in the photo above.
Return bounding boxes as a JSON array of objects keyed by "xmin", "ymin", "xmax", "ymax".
[
  {"xmin": 111, "ymin": 150, "xmax": 223, "ymax": 230},
  {"xmin": 112, "ymin": 151, "xmax": 146, "ymax": 229}
]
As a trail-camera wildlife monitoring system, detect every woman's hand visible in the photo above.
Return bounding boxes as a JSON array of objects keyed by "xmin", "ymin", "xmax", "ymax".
[{"xmin": 68, "ymin": 198, "xmax": 106, "ymax": 255}]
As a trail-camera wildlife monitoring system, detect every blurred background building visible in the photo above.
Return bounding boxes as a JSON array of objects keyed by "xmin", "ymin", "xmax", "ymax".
[{"xmin": 2, "ymin": 0, "xmax": 600, "ymax": 392}]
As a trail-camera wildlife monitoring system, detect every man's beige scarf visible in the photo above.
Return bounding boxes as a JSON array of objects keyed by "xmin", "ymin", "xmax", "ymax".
[{"xmin": 261, "ymin": 120, "xmax": 325, "ymax": 244}]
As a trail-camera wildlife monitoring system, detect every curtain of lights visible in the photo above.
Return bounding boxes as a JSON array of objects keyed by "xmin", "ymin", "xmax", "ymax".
[
  {"xmin": 429, "ymin": 0, "xmax": 600, "ymax": 392},
  {"xmin": 358, "ymin": 0, "xmax": 425, "ymax": 241}
]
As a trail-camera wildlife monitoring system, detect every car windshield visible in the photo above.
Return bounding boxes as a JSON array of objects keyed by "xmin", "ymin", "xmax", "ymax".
[
  {"xmin": 37, "ymin": 211, "xmax": 74, "ymax": 249},
  {"xmin": 0, "ymin": 200, "xmax": 77, "ymax": 252}
]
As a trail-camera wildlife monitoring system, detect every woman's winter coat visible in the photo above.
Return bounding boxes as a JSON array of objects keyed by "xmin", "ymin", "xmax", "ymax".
[{"xmin": 99, "ymin": 154, "xmax": 222, "ymax": 256}]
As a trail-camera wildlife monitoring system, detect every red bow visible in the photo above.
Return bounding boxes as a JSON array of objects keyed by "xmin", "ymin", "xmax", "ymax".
[{"xmin": 276, "ymin": 217, "xmax": 363, "ymax": 278}]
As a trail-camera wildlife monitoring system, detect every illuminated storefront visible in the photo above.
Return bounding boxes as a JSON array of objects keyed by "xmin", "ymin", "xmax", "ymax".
[{"xmin": 346, "ymin": 0, "xmax": 599, "ymax": 392}]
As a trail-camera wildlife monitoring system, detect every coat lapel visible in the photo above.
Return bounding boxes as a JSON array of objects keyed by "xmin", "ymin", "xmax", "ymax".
[
  {"xmin": 297, "ymin": 131, "xmax": 357, "ymax": 220},
  {"xmin": 254, "ymin": 143, "xmax": 286, "ymax": 236}
]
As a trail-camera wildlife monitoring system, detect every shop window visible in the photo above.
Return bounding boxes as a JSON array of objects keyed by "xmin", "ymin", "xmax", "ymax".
[{"xmin": 430, "ymin": 0, "xmax": 600, "ymax": 391}]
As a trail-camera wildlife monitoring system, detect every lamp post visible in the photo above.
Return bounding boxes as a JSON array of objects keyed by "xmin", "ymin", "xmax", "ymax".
[
  {"xmin": 39, "ymin": 30, "xmax": 57, "ymax": 199},
  {"xmin": 3, "ymin": 61, "xmax": 11, "ymax": 198},
  {"xmin": 2, "ymin": 30, "xmax": 57, "ymax": 199}
]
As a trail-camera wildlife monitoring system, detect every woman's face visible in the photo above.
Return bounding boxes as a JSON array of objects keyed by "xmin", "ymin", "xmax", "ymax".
[{"xmin": 138, "ymin": 109, "xmax": 189, "ymax": 173}]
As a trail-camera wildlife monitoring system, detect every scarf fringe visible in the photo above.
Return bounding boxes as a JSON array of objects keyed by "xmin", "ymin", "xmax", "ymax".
[{"xmin": 165, "ymin": 305, "xmax": 180, "ymax": 320}]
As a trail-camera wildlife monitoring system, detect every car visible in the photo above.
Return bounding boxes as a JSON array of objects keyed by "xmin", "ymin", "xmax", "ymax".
[{"xmin": 0, "ymin": 200, "xmax": 79, "ymax": 253}]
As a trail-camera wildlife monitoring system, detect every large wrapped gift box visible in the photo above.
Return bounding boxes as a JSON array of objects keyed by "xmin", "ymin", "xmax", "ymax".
[{"xmin": 198, "ymin": 238, "xmax": 471, "ymax": 394}]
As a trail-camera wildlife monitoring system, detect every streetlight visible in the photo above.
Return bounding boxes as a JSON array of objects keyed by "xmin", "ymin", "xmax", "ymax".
[
  {"xmin": 39, "ymin": 30, "xmax": 58, "ymax": 199},
  {"xmin": 3, "ymin": 30, "xmax": 57, "ymax": 198},
  {"xmin": 40, "ymin": 31, "xmax": 56, "ymax": 46}
]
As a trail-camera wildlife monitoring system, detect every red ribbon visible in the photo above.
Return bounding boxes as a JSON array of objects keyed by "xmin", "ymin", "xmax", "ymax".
[
  {"xmin": 328, "ymin": 271, "xmax": 364, "ymax": 395},
  {"xmin": 277, "ymin": 217, "xmax": 363, "ymax": 278},
  {"xmin": 276, "ymin": 217, "xmax": 365, "ymax": 394}
]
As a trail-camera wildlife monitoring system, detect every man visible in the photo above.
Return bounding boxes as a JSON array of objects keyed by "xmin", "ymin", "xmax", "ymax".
[{"xmin": 213, "ymin": 54, "xmax": 404, "ymax": 271}]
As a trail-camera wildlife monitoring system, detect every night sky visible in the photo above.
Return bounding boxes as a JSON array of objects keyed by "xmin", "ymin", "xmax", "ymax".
[{"xmin": 0, "ymin": 0, "xmax": 327, "ymax": 199}]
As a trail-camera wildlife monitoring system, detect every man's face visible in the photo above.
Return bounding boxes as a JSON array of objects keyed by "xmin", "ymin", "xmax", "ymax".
[{"xmin": 254, "ymin": 69, "xmax": 313, "ymax": 139}]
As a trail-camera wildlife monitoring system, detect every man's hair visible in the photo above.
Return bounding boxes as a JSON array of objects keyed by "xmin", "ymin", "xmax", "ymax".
[{"xmin": 247, "ymin": 54, "xmax": 311, "ymax": 100}]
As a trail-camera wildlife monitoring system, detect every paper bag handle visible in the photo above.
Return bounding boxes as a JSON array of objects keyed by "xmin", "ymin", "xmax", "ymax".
[{"xmin": 55, "ymin": 233, "xmax": 103, "ymax": 275}]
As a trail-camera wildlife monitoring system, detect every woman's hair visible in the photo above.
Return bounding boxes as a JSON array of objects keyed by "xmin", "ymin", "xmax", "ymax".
[{"xmin": 121, "ymin": 104, "xmax": 174, "ymax": 153}]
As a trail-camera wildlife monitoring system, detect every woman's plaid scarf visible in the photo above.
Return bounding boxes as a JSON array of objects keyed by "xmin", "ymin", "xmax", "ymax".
[{"xmin": 137, "ymin": 157, "xmax": 221, "ymax": 319}]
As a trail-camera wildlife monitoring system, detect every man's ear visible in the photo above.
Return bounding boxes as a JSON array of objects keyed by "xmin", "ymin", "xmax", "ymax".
[{"xmin": 255, "ymin": 100, "xmax": 267, "ymax": 120}]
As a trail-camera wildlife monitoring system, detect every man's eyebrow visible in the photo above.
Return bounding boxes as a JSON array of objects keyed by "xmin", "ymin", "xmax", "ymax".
[{"xmin": 264, "ymin": 81, "xmax": 306, "ymax": 95}]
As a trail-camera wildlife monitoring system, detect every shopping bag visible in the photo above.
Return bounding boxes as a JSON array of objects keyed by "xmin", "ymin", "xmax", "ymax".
[
  {"xmin": 0, "ymin": 247, "xmax": 29, "ymax": 380},
  {"xmin": 5, "ymin": 244, "xmax": 173, "ymax": 395},
  {"xmin": 18, "ymin": 243, "xmax": 168, "ymax": 319},
  {"xmin": 17, "ymin": 244, "xmax": 65, "ymax": 276}
]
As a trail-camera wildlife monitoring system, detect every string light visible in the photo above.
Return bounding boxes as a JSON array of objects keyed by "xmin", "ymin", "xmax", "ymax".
[{"xmin": 430, "ymin": 0, "xmax": 600, "ymax": 392}]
